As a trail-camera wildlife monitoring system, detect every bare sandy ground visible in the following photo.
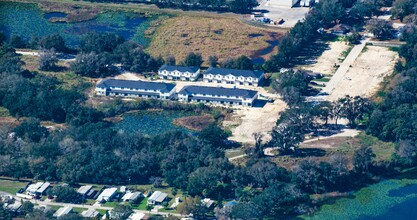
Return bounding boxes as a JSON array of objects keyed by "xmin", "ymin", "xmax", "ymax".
[
  {"xmin": 302, "ymin": 41, "xmax": 350, "ymax": 75},
  {"xmin": 327, "ymin": 46, "xmax": 398, "ymax": 101},
  {"xmin": 225, "ymin": 99, "xmax": 287, "ymax": 144}
]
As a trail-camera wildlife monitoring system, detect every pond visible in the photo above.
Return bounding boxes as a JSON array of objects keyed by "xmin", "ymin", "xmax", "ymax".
[
  {"xmin": 113, "ymin": 110, "xmax": 198, "ymax": 136},
  {"xmin": 0, "ymin": 2, "xmax": 150, "ymax": 47},
  {"xmin": 304, "ymin": 179, "xmax": 417, "ymax": 220}
]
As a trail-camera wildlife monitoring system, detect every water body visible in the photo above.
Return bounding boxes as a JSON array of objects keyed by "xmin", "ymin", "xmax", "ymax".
[
  {"xmin": 0, "ymin": 2, "xmax": 148, "ymax": 47},
  {"xmin": 305, "ymin": 179, "xmax": 417, "ymax": 220},
  {"xmin": 114, "ymin": 110, "xmax": 197, "ymax": 135},
  {"xmin": 44, "ymin": 12, "xmax": 68, "ymax": 20},
  {"xmin": 252, "ymin": 40, "xmax": 279, "ymax": 64}
]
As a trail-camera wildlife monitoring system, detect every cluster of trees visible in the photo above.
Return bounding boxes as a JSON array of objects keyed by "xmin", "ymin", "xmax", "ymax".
[
  {"xmin": 150, "ymin": 0, "xmax": 259, "ymax": 14},
  {"xmin": 7, "ymin": 34, "xmax": 69, "ymax": 53},
  {"xmin": 0, "ymin": 45, "xmax": 102, "ymax": 124},
  {"xmin": 367, "ymin": 10, "xmax": 417, "ymax": 159},
  {"xmin": 71, "ymin": 33, "xmax": 163, "ymax": 77}
]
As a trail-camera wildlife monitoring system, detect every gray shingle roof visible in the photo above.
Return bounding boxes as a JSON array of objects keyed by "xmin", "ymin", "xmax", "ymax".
[
  {"xmin": 159, "ymin": 65, "xmax": 200, "ymax": 73},
  {"xmin": 178, "ymin": 86, "xmax": 257, "ymax": 99},
  {"xmin": 97, "ymin": 79, "xmax": 175, "ymax": 93},
  {"xmin": 149, "ymin": 191, "xmax": 168, "ymax": 203},
  {"xmin": 204, "ymin": 67, "xmax": 264, "ymax": 78}
]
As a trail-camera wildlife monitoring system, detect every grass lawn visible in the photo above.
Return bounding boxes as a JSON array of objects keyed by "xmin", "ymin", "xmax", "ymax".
[
  {"xmin": 313, "ymin": 77, "xmax": 331, "ymax": 82},
  {"xmin": 131, "ymin": 197, "xmax": 148, "ymax": 210},
  {"xmin": 102, "ymin": 202, "xmax": 119, "ymax": 208},
  {"xmin": 72, "ymin": 207, "xmax": 88, "ymax": 213},
  {"xmin": 0, "ymin": 180, "xmax": 29, "ymax": 194},
  {"xmin": 0, "ymin": 107, "xmax": 10, "ymax": 117}
]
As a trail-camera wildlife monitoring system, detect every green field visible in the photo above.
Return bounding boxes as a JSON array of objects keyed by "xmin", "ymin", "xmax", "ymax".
[{"xmin": 0, "ymin": 179, "xmax": 29, "ymax": 194}]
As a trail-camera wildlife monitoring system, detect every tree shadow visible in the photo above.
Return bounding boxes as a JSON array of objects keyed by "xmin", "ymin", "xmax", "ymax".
[
  {"xmin": 291, "ymin": 34, "xmax": 339, "ymax": 67},
  {"xmin": 294, "ymin": 148, "xmax": 326, "ymax": 157}
]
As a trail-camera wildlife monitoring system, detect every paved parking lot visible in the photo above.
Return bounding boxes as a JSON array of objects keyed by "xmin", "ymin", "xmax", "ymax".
[{"xmin": 255, "ymin": 0, "xmax": 310, "ymax": 28}]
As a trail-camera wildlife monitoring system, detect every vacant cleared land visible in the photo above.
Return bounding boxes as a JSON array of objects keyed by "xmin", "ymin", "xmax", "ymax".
[
  {"xmin": 0, "ymin": 179, "xmax": 28, "ymax": 194},
  {"xmin": 146, "ymin": 16, "xmax": 284, "ymax": 63},
  {"xmin": 327, "ymin": 45, "xmax": 398, "ymax": 100},
  {"xmin": 300, "ymin": 41, "xmax": 350, "ymax": 75},
  {"xmin": 224, "ymin": 98, "xmax": 286, "ymax": 144}
]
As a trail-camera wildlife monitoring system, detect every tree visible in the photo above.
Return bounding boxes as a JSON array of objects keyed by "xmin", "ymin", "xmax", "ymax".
[
  {"xmin": 20, "ymin": 201, "xmax": 34, "ymax": 214},
  {"xmin": 0, "ymin": 32, "xmax": 5, "ymax": 46},
  {"xmin": 182, "ymin": 52, "xmax": 203, "ymax": 67},
  {"xmin": 338, "ymin": 95, "xmax": 372, "ymax": 128},
  {"xmin": 317, "ymin": 0, "xmax": 345, "ymax": 24},
  {"xmin": 228, "ymin": 0, "xmax": 259, "ymax": 13},
  {"xmin": 39, "ymin": 34, "xmax": 66, "ymax": 52},
  {"xmin": 353, "ymin": 146, "xmax": 375, "ymax": 173},
  {"xmin": 208, "ymin": 55, "xmax": 218, "ymax": 67},
  {"xmin": 396, "ymin": 139, "xmax": 417, "ymax": 165},
  {"xmin": 391, "ymin": 0, "xmax": 416, "ymax": 21},
  {"xmin": 350, "ymin": 0, "xmax": 379, "ymax": 22},
  {"xmin": 111, "ymin": 204, "xmax": 133, "ymax": 220},
  {"xmin": 39, "ymin": 49, "xmax": 58, "ymax": 71},
  {"xmin": 294, "ymin": 158, "xmax": 325, "ymax": 193},
  {"xmin": 366, "ymin": 19, "xmax": 394, "ymax": 40},
  {"xmin": 249, "ymin": 132, "xmax": 264, "ymax": 158},
  {"xmin": 199, "ymin": 124, "xmax": 229, "ymax": 146},
  {"xmin": 270, "ymin": 123, "xmax": 305, "ymax": 154},
  {"xmin": 347, "ymin": 31, "xmax": 362, "ymax": 44},
  {"xmin": 0, "ymin": 203, "xmax": 12, "ymax": 220},
  {"xmin": 14, "ymin": 118, "xmax": 49, "ymax": 143},
  {"xmin": 165, "ymin": 55, "xmax": 176, "ymax": 65},
  {"xmin": 9, "ymin": 35, "xmax": 26, "ymax": 48},
  {"xmin": 80, "ymin": 32, "xmax": 125, "ymax": 53},
  {"xmin": 177, "ymin": 196, "xmax": 202, "ymax": 215},
  {"xmin": 312, "ymin": 101, "xmax": 333, "ymax": 125},
  {"xmin": 233, "ymin": 55, "xmax": 253, "ymax": 70},
  {"xmin": 150, "ymin": 176, "xmax": 163, "ymax": 187},
  {"xmin": 70, "ymin": 52, "xmax": 114, "ymax": 78},
  {"xmin": 47, "ymin": 185, "xmax": 82, "ymax": 203}
]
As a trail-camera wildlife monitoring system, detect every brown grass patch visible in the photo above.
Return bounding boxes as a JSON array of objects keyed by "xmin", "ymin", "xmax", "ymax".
[
  {"xmin": 173, "ymin": 115, "xmax": 214, "ymax": 131},
  {"xmin": 38, "ymin": 1, "xmax": 101, "ymax": 22},
  {"xmin": 146, "ymin": 16, "xmax": 284, "ymax": 64}
]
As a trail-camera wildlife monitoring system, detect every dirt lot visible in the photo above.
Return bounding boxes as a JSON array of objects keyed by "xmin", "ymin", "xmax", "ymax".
[
  {"xmin": 301, "ymin": 41, "xmax": 350, "ymax": 75},
  {"xmin": 225, "ymin": 99, "xmax": 286, "ymax": 144},
  {"xmin": 327, "ymin": 45, "xmax": 398, "ymax": 100},
  {"xmin": 146, "ymin": 16, "xmax": 284, "ymax": 64}
]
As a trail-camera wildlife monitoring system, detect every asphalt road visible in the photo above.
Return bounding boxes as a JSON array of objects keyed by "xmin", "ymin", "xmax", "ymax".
[{"xmin": 6, "ymin": 193, "xmax": 182, "ymax": 217}]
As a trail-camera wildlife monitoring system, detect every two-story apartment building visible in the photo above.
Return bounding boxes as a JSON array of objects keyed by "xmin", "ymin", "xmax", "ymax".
[
  {"xmin": 95, "ymin": 79, "xmax": 176, "ymax": 100},
  {"xmin": 178, "ymin": 86, "xmax": 258, "ymax": 107},
  {"xmin": 203, "ymin": 67, "xmax": 264, "ymax": 86},
  {"xmin": 158, "ymin": 65, "xmax": 201, "ymax": 81}
]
